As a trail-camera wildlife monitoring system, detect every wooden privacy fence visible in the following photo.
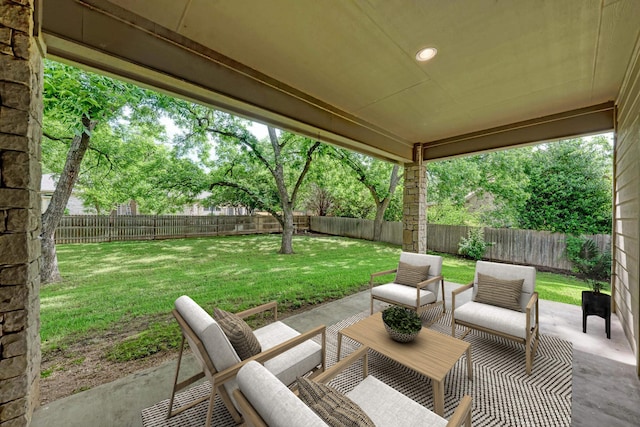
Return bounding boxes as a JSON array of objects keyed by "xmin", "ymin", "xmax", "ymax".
[
  {"xmin": 54, "ymin": 215, "xmax": 310, "ymax": 244},
  {"xmin": 310, "ymin": 216, "xmax": 610, "ymax": 272},
  {"xmin": 56, "ymin": 214, "xmax": 610, "ymax": 272}
]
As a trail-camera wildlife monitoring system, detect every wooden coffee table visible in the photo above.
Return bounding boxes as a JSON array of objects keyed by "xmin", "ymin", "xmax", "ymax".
[{"xmin": 337, "ymin": 312, "xmax": 472, "ymax": 416}]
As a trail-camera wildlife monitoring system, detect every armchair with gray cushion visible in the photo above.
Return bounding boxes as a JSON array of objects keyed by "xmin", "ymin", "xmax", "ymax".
[
  {"xmin": 233, "ymin": 347, "xmax": 473, "ymax": 427},
  {"xmin": 451, "ymin": 260, "xmax": 539, "ymax": 374},
  {"xmin": 168, "ymin": 295, "xmax": 326, "ymax": 426},
  {"xmin": 370, "ymin": 252, "xmax": 445, "ymax": 318}
]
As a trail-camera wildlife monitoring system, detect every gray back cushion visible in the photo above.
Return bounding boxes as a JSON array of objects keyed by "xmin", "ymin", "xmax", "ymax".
[
  {"xmin": 474, "ymin": 261, "xmax": 536, "ymax": 312},
  {"xmin": 398, "ymin": 252, "xmax": 443, "ymax": 297},
  {"xmin": 174, "ymin": 295, "xmax": 240, "ymax": 373}
]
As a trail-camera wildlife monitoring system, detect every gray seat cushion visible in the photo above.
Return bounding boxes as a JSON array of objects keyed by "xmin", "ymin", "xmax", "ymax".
[
  {"xmin": 346, "ymin": 375, "xmax": 448, "ymax": 427},
  {"xmin": 371, "ymin": 283, "xmax": 436, "ymax": 307},
  {"xmin": 454, "ymin": 301, "xmax": 529, "ymax": 339},
  {"xmin": 255, "ymin": 321, "xmax": 323, "ymax": 387}
]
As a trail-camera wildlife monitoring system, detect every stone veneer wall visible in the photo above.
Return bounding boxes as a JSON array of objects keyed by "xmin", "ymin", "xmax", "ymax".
[
  {"xmin": 0, "ymin": 0, "xmax": 43, "ymax": 425},
  {"xmin": 402, "ymin": 162, "xmax": 426, "ymax": 253}
]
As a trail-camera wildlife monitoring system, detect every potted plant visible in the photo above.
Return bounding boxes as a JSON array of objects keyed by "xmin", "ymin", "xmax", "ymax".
[
  {"xmin": 382, "ymin": 306, "xmax": 422, "ymax": 342},
  {"xmin": 566, "ymin": 236, "xmax": 612, "ymax": 339}
]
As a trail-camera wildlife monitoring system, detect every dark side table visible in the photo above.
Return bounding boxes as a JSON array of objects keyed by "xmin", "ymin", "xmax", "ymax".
[{"xmin": 582, "ymin": 291, "xmax": 611, "ymax": 339}]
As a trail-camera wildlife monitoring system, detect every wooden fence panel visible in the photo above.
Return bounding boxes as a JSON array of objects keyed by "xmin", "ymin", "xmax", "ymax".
[
  {"xmin": 427, "ymin": 224, "xmax": 469, "ymax": 254},
  {"xmin": 55, "ymin": 215, "xmax": 111, "ymax": 244},
  {"xmin": 55, "ymin": 214, "xmax": 312, "ymax": 244},
  {"xmin": 308, "ymin": 217, "xmax": 610, "ymax": 273},
  {"xmin": 55, "ymin": 215, "xmax": 610, "ymax": 273}
]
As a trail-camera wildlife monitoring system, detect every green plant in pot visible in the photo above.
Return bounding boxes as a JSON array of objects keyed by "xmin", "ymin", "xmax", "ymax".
[
  {"xmin": 566, "ymin": 235, "xmax": 612, "ymax": 338},
  {"xmin": 382, "ymin": 306, "xmax": 422, "ymax": 343}
]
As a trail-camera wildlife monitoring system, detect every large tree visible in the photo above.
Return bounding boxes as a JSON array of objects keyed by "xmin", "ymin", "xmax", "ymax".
[
  {"xmin": 41, "ymin": 61, "xmax": 167, "ymax": 282},
  {"xmin": 163, "ymin": 102, "xmax": 321, "ymax": 253},
  {"xmin": 328, "ymin": 148, "xmax": 402, "ymax": 240},
  {"xmin": 426, "ymin": 147, "xmax": 530, "ymax": 227},
  {"xmin": 517, "ymin": 137, "xmax": 612, "ymax": 234}
]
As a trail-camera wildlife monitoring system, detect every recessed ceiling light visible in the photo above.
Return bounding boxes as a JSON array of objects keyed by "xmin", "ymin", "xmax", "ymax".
[{"xmin": 415, "ymin": 47, "xmax": 438, "ymax": 62}]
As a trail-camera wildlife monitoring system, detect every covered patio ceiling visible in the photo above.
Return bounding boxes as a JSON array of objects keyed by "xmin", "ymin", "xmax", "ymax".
[{"xmin": 42, "ymin": 0, "xmax": 640, "ymax": 163}]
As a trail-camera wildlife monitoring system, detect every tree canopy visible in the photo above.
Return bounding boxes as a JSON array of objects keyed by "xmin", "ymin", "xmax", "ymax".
[{"xmin": 516, "ymin": 137, "xmax": 612, "ymax": 234}]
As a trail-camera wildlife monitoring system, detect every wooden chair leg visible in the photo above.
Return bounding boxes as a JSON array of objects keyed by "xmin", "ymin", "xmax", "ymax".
[
  {"xmin": 219, "ymin": 385, "xmax": 243, "ymax": 424},
  {"xmin": 167, "ymin": 335, "xmax": 207, "ymax": 419},
  {"xmin": 205, "ymin": 388, "xmax": 215, "ymax": 427},
  {"xmin": 167, "ymin": 335, "xmax": 186, "ymax": 419}
]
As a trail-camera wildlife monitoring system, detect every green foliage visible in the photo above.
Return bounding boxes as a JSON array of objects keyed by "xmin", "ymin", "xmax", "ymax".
[
  {"xmin": 427, "ymin": 147, "xmax": 531, "ymax": 227},
  {"xmin": 458, "ymin": 228, "xmax": 490, "ymax": 260},
  {"xmin": 382, "ymin": 306, "xmax": 422, "ymax": 334},
  {"xmin": 321, "ymin": 148, "xmax": 403, "ymax": 225},
  {"xmin": 517, "ymin": 138, "xmax": 612, "ymax": 234},
  {"xmin": 43, "ymin": 60, "xmax": 204, "ymax": 215},
  {"xmin": 565, "ymin": 235, "xmax": 611, "ymax": 291},
  {"xmin": 427, "ymin": 200, "xmax": 479, "ymax": 225}
]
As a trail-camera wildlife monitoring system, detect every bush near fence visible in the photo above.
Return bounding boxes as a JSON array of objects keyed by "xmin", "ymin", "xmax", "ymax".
[
  {"xmin": 55, "ymin": 215, "xmax": 609, "ymax": 273},
  {"xmin": 54, "ymin": 215, "xmax": 310, "ymax": 244},
  {"xmin": 310, "ymin": 216, "xmax": 610, "ymax": 273}
]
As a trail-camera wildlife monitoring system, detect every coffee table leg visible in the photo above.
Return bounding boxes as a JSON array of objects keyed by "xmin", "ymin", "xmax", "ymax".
[
  {"xmin": 466, "ymin": 346, "xmax": 473, "ymax": 379},
  {"xmin": 433, "ymin": 380, "xmax": 444, "ymax": 416},
  {"xmin": 337, "ymin": 331, "xmax": 343, "ymax": 362}
]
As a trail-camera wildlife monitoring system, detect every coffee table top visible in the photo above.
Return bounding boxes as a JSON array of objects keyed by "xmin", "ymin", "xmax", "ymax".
[{"xmin": 339, "ymin": 312, "xmax": 470, "ymax": 383}]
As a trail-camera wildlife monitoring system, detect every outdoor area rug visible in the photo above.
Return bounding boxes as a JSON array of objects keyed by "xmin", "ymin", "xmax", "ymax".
[{"xmin": 141, "ymin": 309, "xmax": 572, "ymax": 427}]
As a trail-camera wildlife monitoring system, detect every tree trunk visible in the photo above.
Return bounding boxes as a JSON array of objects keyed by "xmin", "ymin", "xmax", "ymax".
[
  {"xmin": 372, "ymin": 200, "xmax": 390, "ymax": 241},
  {"xmin": 372, "ymin": 164, "xmax": 401, "ymax": 241},
  {"xmin": 280, "ymin": 205, "xmax": 295, "ymax": 254},
  {"xmin": 40, "ymin": 117, "xmax": 96, "ymax": 284}
]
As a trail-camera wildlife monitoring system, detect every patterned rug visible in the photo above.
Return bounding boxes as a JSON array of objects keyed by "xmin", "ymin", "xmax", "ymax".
[{"xmin": 141, "ymin": 310, "xmax": 572, "ymax": 426}]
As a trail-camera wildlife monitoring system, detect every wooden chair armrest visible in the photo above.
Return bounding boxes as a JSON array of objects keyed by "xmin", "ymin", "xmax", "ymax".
[
  {"xmin": 525, "ymin": 292, "xmax": 538, "ymax": 312},
  {"xmin": 451, "ymin": 283, "xmax": 473, "ymax": 314},
  {"xmin": 416, "ymin": 275, "xmax": 443, "ymax": 289},
  {"xmin": 452, "ymin": 282, "xmax": 474, "ymax": 295},
  {"xmin": 525, "ymin": 292, "xmax": 539, "ymax": 331},
  {"xmin": 446, "ymin": 395, "xmax": 473, "ymax": 427},
  {"xmin": 214, "ymin": 325, "xmax": 326, "ymax": 385},
  {"xmin": 370, "ymin": 269, "xmax": 397, "ymax": 278},
  {"xmin": 313, "ymin": 346, "xmax": 369, "ymax": 384},
  {"xmin": 370, "ymin": 269, "xmax": 398, "ymax": 289},
  {"xmin": 237, "ymin": 301, "xmax": 278, "ymax": 320}
]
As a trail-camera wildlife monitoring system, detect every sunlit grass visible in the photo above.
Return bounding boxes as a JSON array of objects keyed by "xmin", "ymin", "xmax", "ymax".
[{"xmin": 41, "ymin": 234, "xmax": 590, "ymax": 359}]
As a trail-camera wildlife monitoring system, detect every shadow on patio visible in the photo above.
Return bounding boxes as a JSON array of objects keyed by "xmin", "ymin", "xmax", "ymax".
[{"xmin": 32, "ymin": 283, "xmax": 640, "ymax": 427}]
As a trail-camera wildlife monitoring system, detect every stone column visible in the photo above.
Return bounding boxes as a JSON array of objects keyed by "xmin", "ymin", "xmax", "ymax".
[
  {"xmin": 0, "ymin": 1, "xmax": 43, "ymax": 426},
  {"xmin": 402, "ymin": 161, "xmax": 426, "ymax": 253}
]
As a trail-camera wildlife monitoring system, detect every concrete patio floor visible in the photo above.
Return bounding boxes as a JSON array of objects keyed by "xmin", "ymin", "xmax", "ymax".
[{"xmin": 31, "ymin": 283, "xmax": 640, "ymax": 427}]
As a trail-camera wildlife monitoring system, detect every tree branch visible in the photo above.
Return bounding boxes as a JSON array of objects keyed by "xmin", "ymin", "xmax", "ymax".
[
  {"xmin": 208, "ymin": 127, "xmax": 275, "ymax": 176},
  {"xmin": 210, "ymin": 181, "xmax": 283, "ymax": 225},
  {"xmin": 291, "ymin": 141, "xmax": 321, "ymax": 203}
]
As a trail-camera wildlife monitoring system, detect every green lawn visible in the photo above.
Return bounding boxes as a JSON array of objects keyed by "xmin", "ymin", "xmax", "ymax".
[{"xmin": 41, "ymin": 234, "xmax": 590, "ymax": 360}]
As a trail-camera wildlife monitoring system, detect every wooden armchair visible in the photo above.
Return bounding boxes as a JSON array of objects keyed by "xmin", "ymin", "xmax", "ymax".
[
  {"xmin": 233, "ymin": 347, "xmax": 473, "ymax": 427},
  {"xmin": 370, "ymin": 252, "xmax": 445, "ymax": 319},
  {"xmin": 451, "ymin": 261, "xmax": 539, "ymax": 374},
  {"xmin": 168, "ymin": 296, "xmax": 326, "ymax": 426}
]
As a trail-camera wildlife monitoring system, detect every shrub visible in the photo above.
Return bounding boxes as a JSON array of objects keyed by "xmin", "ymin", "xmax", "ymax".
[
  {"xmin": 458, "ymin": 228, "xmax": 490, "ymax": 260},
  {"xmin": 565, "ymin": 235, "xmax": 611, "ymax": 285}
]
